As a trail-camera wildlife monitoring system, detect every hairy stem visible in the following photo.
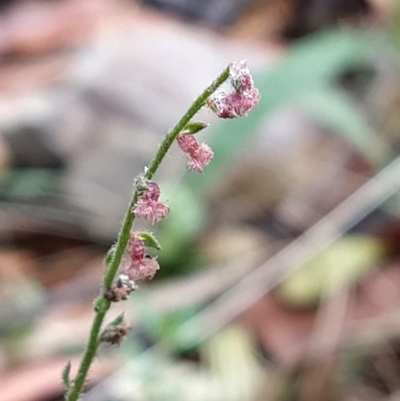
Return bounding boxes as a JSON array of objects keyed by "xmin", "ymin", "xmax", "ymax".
[
  {"xmin": 64, "ymin": 309, "xmax": 107, "ymax": 401},
  {"xmin": 64, "ymin": 66, "xmax": 230, "ymax": 401}
]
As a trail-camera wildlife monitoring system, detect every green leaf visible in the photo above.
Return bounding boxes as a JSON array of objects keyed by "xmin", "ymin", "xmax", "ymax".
[
  {"xmin": 94, "ymin": 297, "xmax": 109, "ymax": 313},
  {"xmin": 62, "ymin": 361, "xmax": 72, "ymax": 390},
  {"xmin": 181, "ymin": 121, "xmax": 209, "ymax": 135},
  {"xmin": 138, "ymin": 232, "xmax": 162, "ymax": 250},
  {"xmin": 105, "ymin": 245, "xmax": 116, "ymax": 267}
]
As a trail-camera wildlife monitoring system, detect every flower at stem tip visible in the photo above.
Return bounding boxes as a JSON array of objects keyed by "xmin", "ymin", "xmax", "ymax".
[
  {"xmin": 132, "ymin": 181, "xmax": 169, "ymax": 224},
  {"xmin": 207, "ymin": 59, "xmax": 261, "ymax": 119}
]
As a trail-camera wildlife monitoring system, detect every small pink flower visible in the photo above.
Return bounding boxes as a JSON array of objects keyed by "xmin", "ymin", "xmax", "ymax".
[
  {"xmin": 125, "ymin": 256, "xmax": 160, "ymax": 281},
  {"xmin": 133, "ymin": 199, "xmax": 170, "ymax": 224},
  {"xmin": 124, "ymin": 231, "xmax": 160, "ymax": 282},
  {"xmin": 144, "ymin": 181, "xmax": 161, "ymax": 201},
  {"xmin": 177, "ymin": 133, "xmax": 198, "ymax": 154},
  {"xmin": 230, "ymin": 88, "xmax": 261, "ymax": 116},
  {"xmin": 187, "ymin": 142, "xmax": 214, "ymax": 173},
  {"xmin": 132, "ymin": 181, "xmax": 170, "ymax": 224},
  {"xmin": 208, "ymin": 88, "xmax": 261, "ymax": 119},
  {"xmin": 207, "ymin": 59, "xmax": 260, "ymax": 119},
  {"xmin": 177, "ymin": 134, "xmax": 214, "ymax": 173}
]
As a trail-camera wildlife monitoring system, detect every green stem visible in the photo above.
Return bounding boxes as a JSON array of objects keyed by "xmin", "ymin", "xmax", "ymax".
[
  {"xmin": 65, "ymin": 309, "xmax": 107, "ymax": 401},
  {"xmin": 64, "ymin": 66, "xmax": 230, "ymax": 401}
]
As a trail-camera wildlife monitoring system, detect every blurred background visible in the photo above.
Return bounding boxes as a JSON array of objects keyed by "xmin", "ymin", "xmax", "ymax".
[{"xmin": 1, "ymin": 0, "xmax": 400, "ymax": 400}]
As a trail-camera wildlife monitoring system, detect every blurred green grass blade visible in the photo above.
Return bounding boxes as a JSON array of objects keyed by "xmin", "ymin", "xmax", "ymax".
[
  {"xmin": 257, "ymin": 29, "xmax": 373, "ymax": 109},
  {"xmin": 62, "ymin": 361, "xmax": 72, "ymax": 390},
  {"xmin": 297, "ymin": 86, "xmax": 388, "ymax": 165}
]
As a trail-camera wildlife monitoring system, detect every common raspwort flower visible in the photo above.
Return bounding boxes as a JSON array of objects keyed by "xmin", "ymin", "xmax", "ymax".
[
  {"xmin": 125, "ymin": 257, "xmax": 160, "ymax": 281},
  {"xmin": 177, "ymin": 134, "xmax": 214, "ymax": 173},
  {"xmin": 132, "ymin": 181, "xmax": 170, "ymax": 224},
  {"xmin": 124, "ymin": 231, "xmax": 159, "ymax": 282},
  {"xmin": 207, "ymin": 59, "xmax": 261, "ymax": 119}
]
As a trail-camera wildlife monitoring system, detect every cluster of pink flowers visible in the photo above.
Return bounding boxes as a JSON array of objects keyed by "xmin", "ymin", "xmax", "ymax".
[
  {"xmin": 207, "ymin": 59, "xmax": 261, "ymax": 119},
  {"xmin": 117, "ymin": 60, "xmax": 260, "ymax": 291},
  {"xmin": 124, "ymin": 231, "xmax": 160, "ymax": 281},
  {"xmin": 113, "ymin": 181, "xmax": 167, "ymax": 288},
  {"xmin": 132, "ymin": 181, "xmax": 170, "ymax": 224},
  {"xmin": 177, "ymin": 133, "xmax": 214, "ymax": 173}
]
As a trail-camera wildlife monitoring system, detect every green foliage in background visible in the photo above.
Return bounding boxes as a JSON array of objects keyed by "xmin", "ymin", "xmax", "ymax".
[{"xmin": 0, "ymin": 169, "xmax": 61, "ymax": 198}]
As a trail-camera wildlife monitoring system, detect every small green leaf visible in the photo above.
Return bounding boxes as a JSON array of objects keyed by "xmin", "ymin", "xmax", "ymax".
[
  {"xmin": 62, "ymin": 361, "xmax": 72, "ymax": 390},
  {"xmin": 109, "ymin": 313, "xmax": 125, "ymax": 327},
  {"xmin": 181, "ymin": 121, "xmax": 209, "ymax": 135},
  {"xmin": 138, "ymin": 231, "xmax": 162, "ymax": 250},
  {"xmin": 94, "ymin": 297, "xmax": 109, "ymax": 313},
  {"xmin": 105, "ymin": 245, "xmax": 116, "ymax": 267}
]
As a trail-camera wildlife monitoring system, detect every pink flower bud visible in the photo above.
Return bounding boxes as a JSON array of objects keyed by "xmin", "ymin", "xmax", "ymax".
[
  {"xmin": 132, "ymin": 181, "xmax": 170, "ymax": 224},
  {"xmin": 100, "ymin": 322, "xmax": 130, "ymax": 345}
]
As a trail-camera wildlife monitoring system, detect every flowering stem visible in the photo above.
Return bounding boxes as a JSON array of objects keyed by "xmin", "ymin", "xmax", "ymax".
[
  {"xmin": 144, "ymin": 66, "xmax": 230, "ymax": 180},
  {"xmin": 64, "ymin": 66, "xmax": 230, "ymax": 401}
]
